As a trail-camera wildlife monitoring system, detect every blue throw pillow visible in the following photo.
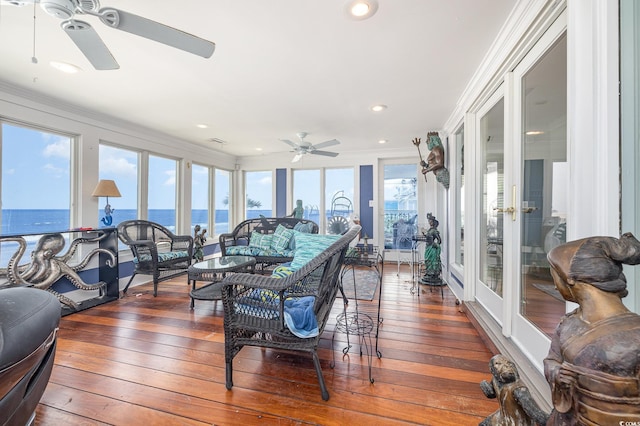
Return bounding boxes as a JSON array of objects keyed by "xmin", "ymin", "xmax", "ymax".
[
  {"xmin": 293, "ymin": 221, "xmax": 314, "ymax": 233},
  {"xmin": 249, "ymin": 231, "xmax": 273, "ymax": 250},
  {"xmin": 270, "ymin": 224, "xmax": 295, "ymax": 254},
  {"xmin": 288, "ymin": 230, "xmax": 301, "ymax": 250},
  {"xmin": 290, "ymin": 233, "xmax": 340, "ymax": 270}
]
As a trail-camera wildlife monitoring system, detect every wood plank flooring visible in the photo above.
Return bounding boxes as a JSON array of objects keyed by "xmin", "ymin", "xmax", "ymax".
[{"xmin": 34, "ymin": 265, "xmax": 500, "ymax": 425}]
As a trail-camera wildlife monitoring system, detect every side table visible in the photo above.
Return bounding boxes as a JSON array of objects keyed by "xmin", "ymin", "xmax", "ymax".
[
  {"xmin": 189, "ymin": 255, "xmax": 256, "ymax": 309},
  {"xmin": 333, "ymin": 245, "xmax": 384, "ymax": 383}
]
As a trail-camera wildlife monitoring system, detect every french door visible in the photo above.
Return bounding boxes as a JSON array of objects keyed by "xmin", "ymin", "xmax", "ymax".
[{"xmin": 473, "ymin": 13, "xmax": 567, "ymax": 370}]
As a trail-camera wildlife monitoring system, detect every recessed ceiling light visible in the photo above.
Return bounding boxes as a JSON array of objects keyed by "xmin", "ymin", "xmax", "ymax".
[
  {"xmin": 370, "ymin": 104, "xmax": 387, "ymax": 112},
  {"xmin": 352, "ymin": 3, "xmax": 369, "ymax": 16},
  {"xmin": 345, "ymin": 0, "xmax": 378, "ymax": 20},
  {"xmin": 378, "ymin": 139, "xmax": 387, "ymax": 144},
  {"xmin": 256, "ymin": 148, "xmax": 263, "ymax": 151},
  {"xmin": 196, "ymin": 124, "xmax": 208, "ymax": 129},
  {"xmin": 49, "ymin": 61, "xmax": 81, "ymax": 74}
]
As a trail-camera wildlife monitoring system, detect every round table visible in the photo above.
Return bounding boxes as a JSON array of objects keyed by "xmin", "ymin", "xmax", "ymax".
[{"xmin": 188, "ymin": 255, "xmax": 256, "ymax": 309}]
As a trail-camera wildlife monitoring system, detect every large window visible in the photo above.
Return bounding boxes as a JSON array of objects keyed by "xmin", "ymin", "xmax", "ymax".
[
  {"xmin": 325, "ymin": 168, "xmax": 354, "ymax": 217},
  {"xmin": 1, "ymin": 122, "xmax": 72, "ymax": 235},
  {"xmin": 245, "ymin": 171, "xmax": 272, "ymax": 219},
  {"xmin": 98, "ymin": 144, "xmax": 138, "ymax": 227},
  {"xmin": 293, "ymin": 169, "xmax": 321, "ymax": 224},
  {"xmin": 215, "ymin": 169, "xmax": 231, "ymax": 235},
  {"xmin": 148, "ymin": 155, "xmax": 177, "ymax": 231},
  {"xmin": 191, "ymin": 163, "xmax": 209, "ymax": 235}
]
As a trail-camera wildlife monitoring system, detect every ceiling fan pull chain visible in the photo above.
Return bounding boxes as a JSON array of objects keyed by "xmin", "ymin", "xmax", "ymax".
[{"xmin": 31, "ymin": 1, "xmax": 38, "ymax": 64}]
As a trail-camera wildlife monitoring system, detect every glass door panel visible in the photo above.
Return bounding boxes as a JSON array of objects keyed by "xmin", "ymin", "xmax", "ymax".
[
  {"xmin": 382, "ymin": 163, "xmax": 418, "ymax": 261},
  {"xmin": 479, "ymin": 99, "xmax": 505, "ymax": 297},
  {"xmin": 519, "ymin": 34, "xmax": 568, "ymax": 336}
]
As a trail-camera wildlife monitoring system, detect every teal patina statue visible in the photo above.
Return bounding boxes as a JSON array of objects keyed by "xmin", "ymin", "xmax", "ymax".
[
  {"xmin": 289, "ymin": 199, "xmax": 304, "ymax": 219},
  {"xmin": 420, "ymin": 213, "xmax": 443, "ymax": 286}
]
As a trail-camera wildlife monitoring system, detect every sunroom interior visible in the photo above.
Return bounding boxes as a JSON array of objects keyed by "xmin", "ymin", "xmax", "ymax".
[{"xmin": 0, "ymin": 0, "xmax": 639, "ymax": 423}]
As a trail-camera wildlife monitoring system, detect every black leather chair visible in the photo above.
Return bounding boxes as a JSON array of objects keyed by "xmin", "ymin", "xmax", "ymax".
[{"xmin": 0, "ymin": 287, "xmax": 61, "ymax": 426}]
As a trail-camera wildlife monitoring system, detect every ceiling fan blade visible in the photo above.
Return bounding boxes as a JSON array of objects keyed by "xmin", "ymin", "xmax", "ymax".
[
  {"xmin": 292, "ymin": 153, "xmax": 303, "ymax": 163},
  {"xmin": 98, "ymin": 8, "xmax": 215, "ymax": 59},
  {"xmin": 62, "ymin": 20, "xmax": 119, "ymax": 70},
  {"xmin": 281, "ymin": 139, "xmax": 299, "ymax": 148},
  {"xmin": 312, "ymin": 139, "xmax": 340, "ymax": 150},
  {"xmin": 310, "ymin": 150, "xmax": 339, "ymax": 157}
]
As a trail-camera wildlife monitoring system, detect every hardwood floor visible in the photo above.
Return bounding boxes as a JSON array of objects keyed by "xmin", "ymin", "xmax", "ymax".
[{"xmin": 34, "ymin": 265, "xmax": 500, "ymax": 425}]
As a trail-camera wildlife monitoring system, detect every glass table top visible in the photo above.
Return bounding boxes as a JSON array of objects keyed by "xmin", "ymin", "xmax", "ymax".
[{"xmin": 190, "ymin": 255, "xmax": 256, "ymax": 272}]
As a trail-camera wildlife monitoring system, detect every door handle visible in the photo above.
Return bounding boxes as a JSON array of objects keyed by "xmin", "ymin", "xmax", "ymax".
[
  {"xmin": 494, "ymin": 206, "xmax": 515, "ymax": 213},
  {"xmin": 492, "ymin": 185, "xmax": 517, "ymax": 221},
  {"xmin": 521, "ymin": 207, "xmax": 537, "ymax": 214}
]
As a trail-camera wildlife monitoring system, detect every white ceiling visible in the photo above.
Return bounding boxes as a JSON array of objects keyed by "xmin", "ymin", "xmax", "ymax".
[{"xmin": 0, "ymin": 0, "xmax": 516, "ymax": 159}]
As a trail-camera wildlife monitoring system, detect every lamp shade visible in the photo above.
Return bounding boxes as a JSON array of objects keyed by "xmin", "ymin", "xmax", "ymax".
[{"xmin": 91, "ymin": 180, "xmax": 121, "ymax": 198}]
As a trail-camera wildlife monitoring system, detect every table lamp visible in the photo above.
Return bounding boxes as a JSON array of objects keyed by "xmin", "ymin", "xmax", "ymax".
[{"xmin": 92, "ymin": 179, "xmax": 121, "ymax": 227}]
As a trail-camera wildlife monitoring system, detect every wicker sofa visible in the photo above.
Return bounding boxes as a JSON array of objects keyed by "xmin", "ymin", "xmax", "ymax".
[
  {"xmin": 221, "ymin": 225, "xmax": 361, "ymax": 401},
  {"xmin": 219, "ymin": 217, "xmax": 318, "ymax": 271},
  {"xmin": 118, "ymin": 220, "xmax": 194, "ymax": 296}
]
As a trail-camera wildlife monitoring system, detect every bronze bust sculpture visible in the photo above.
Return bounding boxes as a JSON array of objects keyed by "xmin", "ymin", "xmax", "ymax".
[
  {"xmin": 544, "ymin": 232, "xmax": 640, "ymax": 425},
  {"xmin": 480, "ymin": 354, "xmax": 549, "ymax": 425}
]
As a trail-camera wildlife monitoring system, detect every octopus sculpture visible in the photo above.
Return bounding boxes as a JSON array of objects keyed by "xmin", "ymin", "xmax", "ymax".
[{"xmin": 0, "ymin": 232, "xmax": 116, "ymax": 309}]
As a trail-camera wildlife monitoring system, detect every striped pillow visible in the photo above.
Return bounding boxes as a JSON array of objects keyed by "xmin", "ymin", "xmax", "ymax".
[
  {"xmin": 270, "ymin": 224, "xmax": 295, "ymax": 254},
  {"xmin": 290, "ymin": 233, "xmax": 341, "ymax": 270},
  {"xmin": 249, "ymin": 232, "xmax": 273, "ymax": 250}
]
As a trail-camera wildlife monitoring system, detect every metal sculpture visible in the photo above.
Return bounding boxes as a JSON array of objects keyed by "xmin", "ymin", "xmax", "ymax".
[
  {"xmin": 0, "ymin": 232, "xmax": 115, "ymax": 308},
  {"xmin": 480, "ymin": 354, "xmax": 550, "ymax": 425},
  {"xmin": 412, "ymin": 131, "xmax": 450, "ymax": 189},
  {"xmin": 193, "ymin": 225, "xmax": 207, "ymax": 262},
  {"xmin": 420, "ymin": 213, "xmax": 443, "ymax": 286},
  {"xmin": 544, "ymin": 232, "xmax": 640, "ymax": 425}
]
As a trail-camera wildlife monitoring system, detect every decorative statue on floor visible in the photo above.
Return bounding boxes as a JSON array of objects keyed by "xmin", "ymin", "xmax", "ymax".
[
  {"xmin": 544, "ymin": 232, "xmax": 640, "ymax": 425},
  {"xmin": 288, "ymin": 199, "xmax": 304, "ymax": 219},
  {"xmin": 193, "ymin": 225, "xmax": 207, "ymax": 262},
  {"xmin": 412, "ymin": 131, "xmax": 450, "ymax": 189},
  {"xmin": 420, "ymin": 213, "xmax": 443, "ymax": 286},
  {"xmin": 480, "ymin": 354, "xmax": 550, "ymax": 426}
]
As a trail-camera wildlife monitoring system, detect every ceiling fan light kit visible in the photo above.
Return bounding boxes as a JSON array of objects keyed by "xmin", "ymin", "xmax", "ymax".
[{"xmin": 3, "ymin": 0, "xmax": 215, "ymax": 70}]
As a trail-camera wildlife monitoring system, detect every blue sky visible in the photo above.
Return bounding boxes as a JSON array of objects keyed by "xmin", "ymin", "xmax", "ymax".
[
  {"xmin": 2, "ymin": 124, "xmax": 71, "ymax": 209},
  {"xmin": 2, "ymin": 123, "xmax": 374, "ymax": 215}
]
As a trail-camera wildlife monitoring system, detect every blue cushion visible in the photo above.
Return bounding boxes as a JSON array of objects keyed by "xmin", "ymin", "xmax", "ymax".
[
  {"xmin": 290, "ymin": 233, "xmax": 340, "ymax": 270},
  {"xmin": 226, "ymin": 246, "xmax": 260, "ymax": 256},
  {"xmin": 270, "ymin": 224, "xmax": 295, "ymax": 254},
  {"xmin": 249, "ymin": 232, "xmax": 273, "ymax": 250},
  {"xmin": 293, "ymin": 222, "xmax": 314, "ymax": 233},
  {"xmin": 271, "ymin": 265, "xmax": 295, "ymax": 279},
  {"xmin": 134, "ymin": 250, "xmax": 189, "ymax": 264}
]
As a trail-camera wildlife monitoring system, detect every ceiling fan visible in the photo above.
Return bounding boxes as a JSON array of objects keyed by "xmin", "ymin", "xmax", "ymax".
[
  {"xmin": 280, "ymin": 132, "xmax": 340, "ymax": 163},
  {"xmin": 2, "ymin": 0, "xmax": 215, "ymax": 70}
]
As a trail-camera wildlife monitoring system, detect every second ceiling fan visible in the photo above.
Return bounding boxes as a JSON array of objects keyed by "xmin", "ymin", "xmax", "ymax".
[{"xmin": 280, "ymin": 132, "xmax": 340, "ymax": 163}]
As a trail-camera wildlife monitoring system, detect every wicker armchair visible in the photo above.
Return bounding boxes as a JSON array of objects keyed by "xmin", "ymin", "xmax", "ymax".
[
  {"xmin": 221, "ymin": 225, "xmax": 361, "ymax": 401},
  {"xmin": 117, "ymin": 220, "xmax": 194, "ymax": 296}
]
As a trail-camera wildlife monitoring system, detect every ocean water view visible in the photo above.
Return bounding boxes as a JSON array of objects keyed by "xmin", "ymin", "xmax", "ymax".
[{"xmin": 0, "ymin": 209, "xmax": 234, "ymax": 236}]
